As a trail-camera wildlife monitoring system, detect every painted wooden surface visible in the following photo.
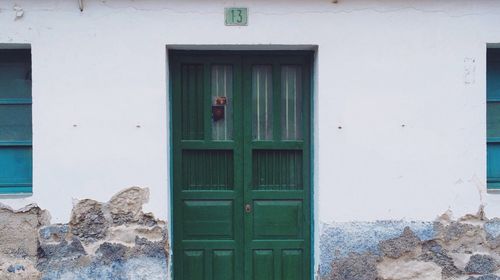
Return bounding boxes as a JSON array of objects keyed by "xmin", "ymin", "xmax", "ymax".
[
  {"xmin": 487, "ymin": 48, "xmax": 500, "ymax": 189},
  {"xmin": 171, "ymin": 51, "xmax": 312, "ymax": 279},
  {"xmin": 0, "ymin": 49, "xmax": 32, "ymax": 194}
]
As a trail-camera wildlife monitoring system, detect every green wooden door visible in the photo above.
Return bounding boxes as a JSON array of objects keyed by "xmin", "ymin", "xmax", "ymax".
[{"xmin": 171, "ymin": 51, "xmax": 312, "ymax": 280}]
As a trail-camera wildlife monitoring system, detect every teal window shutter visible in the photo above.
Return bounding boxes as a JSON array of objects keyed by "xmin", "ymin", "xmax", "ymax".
[{"xmin": 0, "ymin": 49, "xmax": 32, "ymax": 194}]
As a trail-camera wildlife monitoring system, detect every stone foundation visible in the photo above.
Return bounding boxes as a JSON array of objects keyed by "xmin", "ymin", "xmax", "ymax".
[
  {"xmin": 0, "ymin": 187, "xmax": 169, "ymax": 280},
  {"xmin": 320, "ymin": 208, "xmax": 500, "ymax": 280},
  {"xmin": 1, "ymin": 188, "xmax": 499, "ymax": 280}
]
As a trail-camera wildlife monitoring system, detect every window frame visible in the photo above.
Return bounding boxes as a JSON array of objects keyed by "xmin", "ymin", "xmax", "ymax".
[{"xmin": 0, "ymin": 49, "xmax": 33, "ymax": 194}]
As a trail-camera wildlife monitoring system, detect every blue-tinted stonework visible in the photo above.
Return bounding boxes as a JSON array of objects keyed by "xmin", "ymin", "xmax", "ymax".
[
  {"xmin": 0, "ymin": 187, "xmax": 169, "ymax": 279},
  {"xmin": 320, "ymin": 211, "xmax": 500, "ymax": 280},
  {"xmin": 320, "ymin": 220, "xmax": 435, "ymax": 276},
  {"xmin": 1, "ymin": 188, "xmax": 499, "ymax": 280},
  {"xmin": 40, "ymin": 257, "xmax": 167, "ymax": 280}
]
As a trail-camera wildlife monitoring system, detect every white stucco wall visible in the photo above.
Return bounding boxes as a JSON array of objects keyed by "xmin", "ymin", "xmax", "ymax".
[{"xmin": 1, "ymin": 0, "xmax": 500, "ymax": 225}]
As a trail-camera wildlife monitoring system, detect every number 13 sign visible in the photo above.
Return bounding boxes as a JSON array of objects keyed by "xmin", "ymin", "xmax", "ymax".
[{"xmin": 225, "ymin": 7, "xmax": 248, "ymax": 26}]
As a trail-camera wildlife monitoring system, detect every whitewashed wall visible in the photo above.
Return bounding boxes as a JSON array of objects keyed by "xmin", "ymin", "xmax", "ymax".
[{"xmin": 1, "ymin": 0, "xmax": 500, "ymax": 227}]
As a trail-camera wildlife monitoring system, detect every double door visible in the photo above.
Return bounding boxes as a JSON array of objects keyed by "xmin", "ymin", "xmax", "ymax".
[{"xmin": 171, "ymin": 51, "xmax": 312, "ymax": 280}]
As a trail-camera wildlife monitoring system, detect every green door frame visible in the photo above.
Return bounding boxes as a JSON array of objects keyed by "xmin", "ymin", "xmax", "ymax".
[{"xmin": 168, "ymin": 49, "xmax": 315, "ymax": 280}]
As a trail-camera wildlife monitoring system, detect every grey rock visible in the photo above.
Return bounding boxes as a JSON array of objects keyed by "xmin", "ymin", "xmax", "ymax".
[
  {"xmin": 108, "ymin": 187, "xmax": 149, "ymax": 225},
  {"xmin": 485, "ymin": 218, "xmax": 500, "ymax": 239},
  {"xmin": 15, "ymin": 264, "xmax": 25, "ymax": 271},
  {"xmin": 465, "ymin": 254, "xmax": 498, "ymax": 274},
  {"xmin": 37, "ymin": 237, "xmax": 87, "ymax": 272},
  {"xmin": 484, "ymin": 219, "xmax": 500, "ymax": 250},
  {"xmin": 7, "ymin": 264, "xmax": 25, "ymax": 273},
  {"xmin": 0, "ymin": 204, "xmax": 50, "ymax": 258},
  {"xmin": 69, "ymin": 199, "xmax": 108, "ymax": 243},
  {"xmin": 478, "ymin": 275, "xmax": 500, "ymax": 280},
  {"xmin": 39, "ymin": 224, "xmax": 69, "ymax": 242},
  {"xmin": 379, "ymin": 227, "xmax": 421, "ymax": 258},
  {"xmin": 0, "ymin": 188, "xmax": 171, "ymax": 280},
  {"xmin": 96, "ymin": 242, "xmax": 128, "ymax": 264},
  {"xmin": 138, "ymin": 213, "xmax": 158, "ymax": 227},
  {"xmin": 112, "ymin": 212, "xmax": 135, "ymax": 225},
  {"xmin": 487, "ymin": 234, "xmax": 500, "ymax": 250},
  {"xmin": 132, "ymin": 236, "xmax": 166, "ymax": 259},
  {"xmin": 418, "ymin": 240, "xmax": 462, "ymax": 278},
  {"xmin": 38, "ymin": 237, "xmax": 86, "ymax": 259},
  {"xmin": 40, "ymin": 256, "xmax": 167, "ymax": 280},
  {"xmin": 439, "ymin": 221, "xmax": 479, "ymax": 242},
  {"xmin": 7, "ymin": 265, "xmax": 15, "ymax": 273},
  {"xmin": 467, "ymin": 275, "xmax": 500, "ymax": 280},
  {"xmin": 329, "ymin": 253, "xmax": 378, "ymax": 280}
]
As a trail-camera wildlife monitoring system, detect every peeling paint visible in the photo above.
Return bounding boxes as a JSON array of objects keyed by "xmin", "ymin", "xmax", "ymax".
[
  {"xmin": 1, "ymin": 187, "xmax": 499, "ymax": 279},
  {"xmin": 319, "ymin": 220, "xmax": 435, "ymax": 275},
  {"xmin": 0, "ymin": 187, "xmax": 168, "ymax": 280},
  {"xmin": 13, "ymin": 5, "xmax": 24, "ymax": 19},
  {"xmin": 321, "ymin": 210, "xmax": 500, "ymax": 279}
]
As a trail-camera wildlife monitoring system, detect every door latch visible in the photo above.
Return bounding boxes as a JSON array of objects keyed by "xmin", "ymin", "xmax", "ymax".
[{"xmin": 245, "ymin": 204, "xmax": 252, "ymax": 213}]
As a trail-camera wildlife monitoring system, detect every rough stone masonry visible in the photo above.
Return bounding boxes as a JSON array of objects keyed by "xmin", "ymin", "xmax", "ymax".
[
  {"xmin": 1, "ymin": 187, "xmax": 499, "ymax": 279},
  {"xmin": 0, "ymin": 187, "xmax": 168, "ymax": 280},
  {"xmin": 320, "ymin": 208, "xmax": 500, "ymax": 280}
]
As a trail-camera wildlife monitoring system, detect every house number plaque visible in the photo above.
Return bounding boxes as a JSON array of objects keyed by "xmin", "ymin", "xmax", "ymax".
[{"xmin": 225, "ymin": 7, "xmax": 248, "ymax": 26}]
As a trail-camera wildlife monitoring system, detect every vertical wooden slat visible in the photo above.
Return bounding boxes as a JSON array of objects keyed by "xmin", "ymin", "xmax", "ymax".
[
  {"xmin": 181, "ymin": 64, "xmax": 204, "ymax": 140},
  {"xmin": 252, "ymin": 150, "xmax": 303, "ymax": 190},
  {"xmin": 273, "ymin": 63, "xmax": 281, "ymax": 142},
  {"xmin": 182, "ymin": 150, "xmax": 234, "ymax": 190}
]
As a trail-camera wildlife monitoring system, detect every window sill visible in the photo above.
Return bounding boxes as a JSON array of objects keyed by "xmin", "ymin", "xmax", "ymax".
[
  {"xmin": 487, "ymin": 188, "xmax": 500, "ymax": 194},
  {"xmin": 0, "ymin": 192, "xmax": 32, "ymax": 198}
]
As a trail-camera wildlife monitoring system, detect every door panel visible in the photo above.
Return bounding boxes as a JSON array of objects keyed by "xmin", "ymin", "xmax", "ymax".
[
  {"xmin": 182, "ymin": 200, "xmax": 234, "ymax": 239},
  {"xmin": 243, "ymin": 54, "xmax": 311, "ymax": 280},
  {"xmin": 172, "ymin": 54, "xmax": 244, "ymax": 280},
  {"xmin": 213, "ymin": 250, "xmax": 235, "ymax": 280},
  {"xmin": 282, "ymin": 250, "xmax": 303, "ymax": 280},
  {"xmin": 183, "ymin": 250, "xmax": 205, "ymax": 280},
  {"xmin": 253, "ymin": 250, "xmax": 274, "ymax": 280},
  {"xmin": 253, "ymin": 200, "xmax": 303, "ymax": 239},
  {"xmin": 171, "ymin": 51, "xmax": 311, "ymax": 280}
]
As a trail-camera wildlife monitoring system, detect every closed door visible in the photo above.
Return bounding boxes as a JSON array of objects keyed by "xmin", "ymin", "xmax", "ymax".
[{"xmin": 171, "ymin": 51, "xmax": 312, "ymax": 280}]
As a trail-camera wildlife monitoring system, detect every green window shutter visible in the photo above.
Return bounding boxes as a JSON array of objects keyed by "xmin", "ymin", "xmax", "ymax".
[{"xmin": 0, "ymin": 49, "xmax": 32, "ymax": 194}]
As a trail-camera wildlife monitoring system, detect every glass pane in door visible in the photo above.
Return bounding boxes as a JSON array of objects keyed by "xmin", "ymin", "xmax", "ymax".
[
  {"xmin": 281, "ymin": 66, "xmax": 302, "ymax": 140},
  {"xmin": 212, "ymin": 65, "xmax": 233, "ymax": 140},
  {"xmin": 252, "ymin": 65, "xmax": 273, "ymax": 141}
]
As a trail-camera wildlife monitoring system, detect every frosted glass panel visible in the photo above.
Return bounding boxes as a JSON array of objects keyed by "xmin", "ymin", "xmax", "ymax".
[
  {"xmin": 212, "ymin": 65, "xmax": 233, "ymax": 140},
  {"xmin": 281, "ymin": 66, "xmax": 302, "ymax": 140},
  {"xmin": 252, "ymin": 65, "xmax": 273, "ymax": 140}
]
